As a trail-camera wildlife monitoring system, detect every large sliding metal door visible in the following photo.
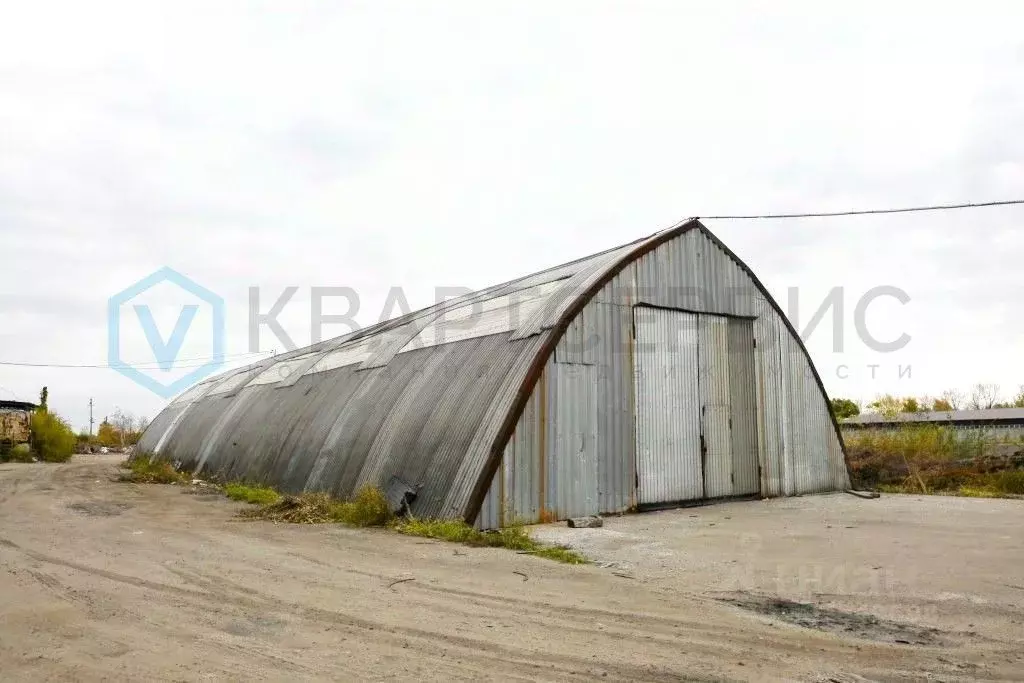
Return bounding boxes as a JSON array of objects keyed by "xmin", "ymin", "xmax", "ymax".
[
  {"xmin": 633, "ymin": 307, "xmax": 702, "ymax": 504},
  {"xmin": 633, "ymin": 307, "xmax": 760, "ymax": 506}
]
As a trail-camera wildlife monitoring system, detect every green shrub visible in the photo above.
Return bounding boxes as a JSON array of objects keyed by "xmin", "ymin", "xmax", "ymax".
[
  {"xmin": 121, "ymin": 455, "xmax": 190, "ymax": 484},
  {"xmin": 29, "ymin": 410, "xmax": 76, "ymax": 462},
  {"xmin": 7, "ymin": 443, "xmax": 34, "ymax": 463},
  {"xmin": 224, "ymin": 482, "xmax": 281, "ymax": 505},
  {"xmin": 334, "ymin": 485, "xmax": 393, "ymax": 527},
  {"xmin": 990, "ymin": 470, "xmax": 1024, "ymax": 495}
]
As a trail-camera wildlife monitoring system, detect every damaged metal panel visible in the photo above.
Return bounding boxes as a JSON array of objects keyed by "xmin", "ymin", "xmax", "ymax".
[
  {"xmin": 632, "ymin": 229, "xmax": 758, "ymax": 317},
  {"xmin": 633, "ymin": 306, "xmax": 702, "ymax": 504}
]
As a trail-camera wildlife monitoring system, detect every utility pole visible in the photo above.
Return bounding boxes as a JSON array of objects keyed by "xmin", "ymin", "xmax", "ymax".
[{"xmin": 89, "ymin": 398, "xmax": 94, "ymax": 437}]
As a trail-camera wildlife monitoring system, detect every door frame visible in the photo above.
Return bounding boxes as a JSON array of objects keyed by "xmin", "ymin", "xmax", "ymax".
[{"xmin": 631, "ymin": 304, "xmax": 762, "ymax": 508}]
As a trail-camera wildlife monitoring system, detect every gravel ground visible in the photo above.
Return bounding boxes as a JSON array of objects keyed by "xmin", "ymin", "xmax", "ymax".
[
  {"xmin": 1, "ymin": 457, "xmax": 1022, "ymax": 681},
  {"xmin": 532, "ymin": 492, "xmax": 1024, "ymax": 650}
]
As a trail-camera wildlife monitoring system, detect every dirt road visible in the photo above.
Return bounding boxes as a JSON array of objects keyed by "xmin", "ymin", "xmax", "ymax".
[{"xmin": 1, "ymin": 457, "xmax": 1021, "ymax": 681}]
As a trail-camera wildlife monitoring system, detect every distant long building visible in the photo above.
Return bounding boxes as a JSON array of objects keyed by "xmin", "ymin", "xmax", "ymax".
[{"xmin": 843, "ymin": 407, "xmax": 1024, "ymax": 436}]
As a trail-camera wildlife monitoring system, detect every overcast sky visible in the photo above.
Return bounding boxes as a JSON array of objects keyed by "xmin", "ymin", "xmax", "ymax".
[{"xmin": 1, "ymin": 1, "xmax": 1022, "ymax": 431}]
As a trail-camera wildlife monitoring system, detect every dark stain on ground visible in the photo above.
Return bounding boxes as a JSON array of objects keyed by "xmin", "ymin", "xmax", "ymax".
[
  {"xmin": 67, "ymin": 501, "xmax": 132, "ymax": 517},
  {"xmin": 720, "ymin": 594, "xmax": 944, "ymax": 646}
]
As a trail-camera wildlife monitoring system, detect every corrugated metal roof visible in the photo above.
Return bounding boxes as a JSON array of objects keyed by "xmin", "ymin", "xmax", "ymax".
[
  {"xmin": 139, "ymin": 231, "xmax": 650, "ymax": 520},
  {"xmin": 140, "ymin": 219, "xmax": 850, "ymax": 522},
  {"xmin": 844, "ymin": 407, "xmax": 1024, "ymax": 425}
]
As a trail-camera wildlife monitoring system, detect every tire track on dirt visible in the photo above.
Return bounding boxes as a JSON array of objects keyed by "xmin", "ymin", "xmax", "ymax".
[{"xmin": 6, "ymin": 539, "xmax": 707, "ymax": 681}]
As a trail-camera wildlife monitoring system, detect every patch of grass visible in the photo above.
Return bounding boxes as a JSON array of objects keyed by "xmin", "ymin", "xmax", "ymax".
[
  {"xmin": 875, "ymin": 471, "xmax": 1024, "ymax": 499},
  {"xmin": 956, "ymin": 486, "xmax": 1006, "ymax": 499},
  {"xmin": 239, "ymin": 492, "xmax": 344, "ymax": 523},
  {"xmin": 223, "ymin": 482, "xmax": 281, "ymax": 506},
  {"xmin": 391, "ymin": 518, "xmax": 587, "ymax": 564},
  {"xmin": 992, "ymin": 470, "xmax": 1024, "ymax": 495},
  {"xmin": 531, "ymin": 546, "xmax": 589, "ymax": 564},
  {"xmin": 235, "ymin": 484, "xmax": 587, "ymax": 564},
  {"xmin": 335, "ymin": 485, "xmax": 392, "ymax": 527},
  {"xmin": 239, "ymin": 486, "xmax": 392, "ymax": 526},
  {"xmin": 120, "ymin": 455, "xmax": 190, "ymax": 484},
  {"xmin": 5, "ymin": 443, "xmax": 34, "ymax": 463}
]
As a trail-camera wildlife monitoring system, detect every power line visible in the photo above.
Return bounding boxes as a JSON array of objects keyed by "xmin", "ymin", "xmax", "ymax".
[
  {"xmin": 0, "ymin": 351, "xmax": 270, "ymax": 370},
  {"xmin": 700, "ymin": 198, "xmax": 1024, "ymax": 220}
]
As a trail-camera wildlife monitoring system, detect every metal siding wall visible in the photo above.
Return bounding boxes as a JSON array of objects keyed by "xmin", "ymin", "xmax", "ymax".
[
  {"xmin": 488, "ymin": 228, "xmax": 847, "ymax": 527},
  {"xmin": 555, "ymin": 304, "xmax": 597, "ymax": 365},
  {"xmin": 592, "ymin": 300, "xmax": 635, "ymax": 514},
  {"xmin": 504, "ymin": 385, "xmax": 542, "ymax": 524},
  {"xmin": 753, "ymin": 300, "xmax": 785, "ymax": 497},
  {"xmin": 633, "ymin": 307, "xmax": 703, "ymax": 504},
  {"xmin": 546, "ymin": 360, "xmax": 599, "ymax": 518},
  {"xmin": 475, "ymin": 466, "xmax": 501, "ymax": 530},
  {"xmin": 491, "ymin": 292, "xmax": 634, "ymax": 526},
  {"xmin": 749, "ymin": 295, "xmax": 850, "ymax": 497},
  {"xmin": 632, "ymin": 229, "xmax": 757, "ymax": 317},
  {"xmin": 700, "ymin": 315, "xmax": 732, "ymax": 499},
  {"xmin": 728, "ymin": 319, "xmax": 760, "ymax": 495}
]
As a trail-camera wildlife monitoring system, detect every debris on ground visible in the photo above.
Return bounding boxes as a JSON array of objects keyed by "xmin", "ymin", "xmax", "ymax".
[{"xmin": 567, "ymin": 516, "xmax": 603, "ymax": 528}]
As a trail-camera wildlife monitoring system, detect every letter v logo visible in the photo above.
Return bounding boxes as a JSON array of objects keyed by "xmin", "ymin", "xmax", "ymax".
[{"xmin": 134, "ymin": 304, "xmax": 199, "ymax": 371}]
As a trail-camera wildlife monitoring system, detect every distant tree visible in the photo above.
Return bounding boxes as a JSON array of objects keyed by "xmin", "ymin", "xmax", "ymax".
[
  {"xmin": 96, "ymin": 419, "xmax": 119, "ymax": 447},
  {"xmin": 131, "ymin": 416, "xmax": 150, "ymax": 444},
  {"xmin": 1013, "ymin": 386, "xmax": 1024, "ymax": 409},
  {"xmin": 968, "ymin": 383, "xmax": 1001, "ymax": 410},
  {"xmin": 109, "ymin": 409, "xmax": 135, "ymax": 448},
  {"xmin": 38, "ymin": 386, "xmax": 48, "ymax": 412},
  {"xmin": 830, "ymin": 398, "xmax": 861, "ymax": 419},
  {"xmin": 29, "ymin": 410, "xmax": 75, "ymax": 462},
  {"xmin": 939, "ymin": 389, "xmax": 964, "ymax": 411},
  {"xmin": 868, "ymin": 394, "xmax": 902, "ymax": 418},
  {"xmin": 931, "ymin": 397, "xmax": 955, "ymax": 412},
  {"xmin": 900, "ymin": 396, "xmax": 922, "ymax": 413}
]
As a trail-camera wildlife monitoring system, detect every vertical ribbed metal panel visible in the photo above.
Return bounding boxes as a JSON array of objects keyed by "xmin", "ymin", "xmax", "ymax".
[
  {"xmin": 728, "ymin": 318, "xmax": 760, "ymax": 495},
  {"xmin": 593, "ymin": 299, "xmax": 635, "ymax": 514},
  {"xmin": 700, "ymin": 315, "xmax": 732, "ymax": 499},
  {"xmin": 555, "ymin": 303, "xmax": 598, "ymax": 365},
  {"xmin": 631, "ymin": 229, "xmax": 757, "ymax": 317},
  {"xmin": 753, "ymin": 297, "xmax": 785, "ymax": 496},
  {"xmin": 633, "ymin": 306, "xmax": 702, "ymax": 504},
  {"xmin": 545, "ymin": 360, "xmax": 599, "ymax": 518},
  {"xmin": 502, "ymin": 383, "xmax": 542, "ymax": 524},
  {"xmin": 475, "ymin": 464, "xmax": 501, "ymax": 530}
]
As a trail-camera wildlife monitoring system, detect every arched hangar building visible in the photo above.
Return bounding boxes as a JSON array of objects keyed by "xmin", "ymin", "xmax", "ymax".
[{"xmin": 139, "ymin": 220, "xmax": 850, "ymax": 528}]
